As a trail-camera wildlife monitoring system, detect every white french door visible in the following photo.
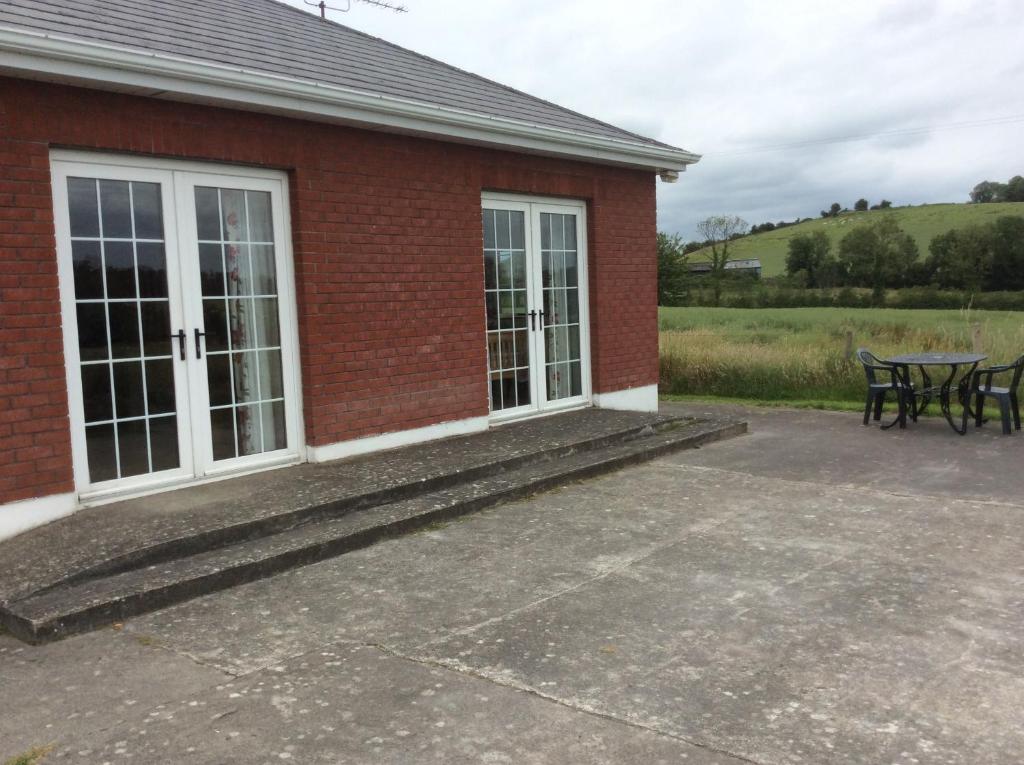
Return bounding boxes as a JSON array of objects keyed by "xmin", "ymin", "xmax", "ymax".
[
  {"xmin": 482, "ymin": 194, "xmax": 591, "ymax": 420},
  {"xmin": 52, "ymin": 153, "xmax": 302, "ymax": 501}
]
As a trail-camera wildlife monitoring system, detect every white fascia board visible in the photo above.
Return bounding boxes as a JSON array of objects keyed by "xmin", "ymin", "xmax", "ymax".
[{"xmin": 0, "ymin": 27, "xmax": 701, "ymax": 173}]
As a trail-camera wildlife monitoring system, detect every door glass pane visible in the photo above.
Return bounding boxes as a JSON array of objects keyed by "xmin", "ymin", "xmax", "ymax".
[
  {"xmin": 483, "ymin": 208, "xmax": 531, "ymax": 412},
  {"xmin": 206, "ymin": 354, "xmax": 233, "ymax": 407},
  {"xmin": 68, "ymin": 177, "xmax": 100, "ymax": 237},
  {"xmin": 85, "ymin": 424, "xmax": 117, "ymax": 483},
  {"xmin": 236, "ymin": 405, "xmax": 261, "ymax": 457},
  {"xmin": 203, "ymin": 299, "xmax": 229, "ymax": 352},
  {"xmin": 132, "ymin": 182, "xmax": 164, "ymax": 240},
  {"xmin": 104, "ymin": 241, "xmax": 136, "ymax": 299},
  {"xmin": 81, "ymin": 364, "xmax": 113, "ymax": 422},
  {"xmin": 136, "ymin": 243, "xmax": 169, "ymax": 298},
  {"xmin": 113, "ymin": 361, "xmax": 145, "ymax": 418},
  {"xmin": 66, "ymin": 176, "xmax": 181, "ymax": 484},
  {"xmin": 72, "ymin": 240, "xmax": 104, "ymax": 299},
  {"xmin": 251, "ymin": 245, "xmax": 276, "ymax": 294},
  {"xmin": 248, "ymin": 192, "xmax": 274, "ymax": 242},
  {"xmin": 254, "ymin": 298, "xmax": 281, "ymax": 347},
  {"xmin": 196, "ymin": 186, "xmax": 287, "ymax": 460},
  {"xmin": 141, "ymin": 302, "xmax": 171, "ymax": 357},
  {"xmin": 118, "ymin": 419, "xmax": 150, "ymax": 477},
  {"xmin": 199, "ymin": 243, "xmax": 225, "ymax": 296},
  {"xmin": 108, "ymin": 302, "xmax": 141, "ymax": 359},
  {"xmin": 99, "ymin": 180, "xmax": 132, "ymax": 239},
  {"xmin": 229, "ymin": 244, "xmax": 254, "ymax": 294},
  {"xmin": 210, "ymin": 408, "xmax": 236, "ymax": 461},
  {"xmin": 145, "ymin": 359, "xmax": 176, "ymax": 414},
  {"xmin": 232, "ymin": 351, "xmax": 260, "ymax": 404},
  {"xmin": 261, "ymin": 401, "xmax": 287, "ymax": 451},
  {"xmin": 541, "ymin": 212, "xmax": 584, "ymax": 402},
  {"xmin": 149, "ymin": 416, "xmax": 181, "ymax": 472},
  {"xmin": 195, "ymin": 187, "xmax": 221, "ymax": 241},
  {"xmin": 76, "ymin": 303, "xmax": 108, "ymax": 361}
]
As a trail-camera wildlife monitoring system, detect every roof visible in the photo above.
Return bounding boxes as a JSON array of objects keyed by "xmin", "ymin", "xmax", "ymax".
[{"xmin": 0, "ymin": 0, "xmax": 699, "ymax": 173}]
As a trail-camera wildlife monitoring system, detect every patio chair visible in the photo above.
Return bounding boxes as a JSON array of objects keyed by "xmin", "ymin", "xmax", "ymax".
[
  {"xmin": 969, "ymin": 354, "xmax": 1024, "ymax": 435},
  {"xmin": 856, "ymin": 348, "xmax": 914, "ymax": 428}
]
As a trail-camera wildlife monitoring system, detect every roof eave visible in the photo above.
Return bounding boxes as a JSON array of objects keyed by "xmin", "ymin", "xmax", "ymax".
[{"xmin": 0, "ymin": 26, "xmax": 701, "ymax": 173}]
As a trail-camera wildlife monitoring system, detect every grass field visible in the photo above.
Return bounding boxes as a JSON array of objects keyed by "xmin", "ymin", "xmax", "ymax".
[
  {"xmin": 688, "ymin": 202, "xmax": 1024, "ymax": 277},
  {"xmin": 659, "ymin": 306, "xmax": 1024, "ymax": 405}
]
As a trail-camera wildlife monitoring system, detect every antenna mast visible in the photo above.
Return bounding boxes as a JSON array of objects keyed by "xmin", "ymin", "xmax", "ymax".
[{"xmin": 303, "ymin": 0, "xmax": 408, "ymax": 18}]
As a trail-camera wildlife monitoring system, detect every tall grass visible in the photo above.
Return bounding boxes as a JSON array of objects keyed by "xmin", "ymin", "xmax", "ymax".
[{"xmin": 659, "ymin": 307, "xmax": 1024, "ymax": 402}]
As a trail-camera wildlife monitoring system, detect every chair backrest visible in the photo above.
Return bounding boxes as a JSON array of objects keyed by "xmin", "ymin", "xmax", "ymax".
[
  {"xmin": 975, "ymin": 354, "xmax": 1024, "ymax": 392},
  {"xmin": 856, "ymin": 348, "xmax": 884, "ymax": 385},
  {"xmin": 1009, "ymin": 354, "xmax": 1024, "ymax": 391}
]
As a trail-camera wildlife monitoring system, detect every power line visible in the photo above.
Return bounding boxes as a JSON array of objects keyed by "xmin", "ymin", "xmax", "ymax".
[{"xmin": 705, "ymin": 114, "xmax": 1024, "ymax": 157}]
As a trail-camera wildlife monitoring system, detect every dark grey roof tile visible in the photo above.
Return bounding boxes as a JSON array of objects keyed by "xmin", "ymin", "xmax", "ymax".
[{"xmin": 0, "ymin": 0, "xmax": 681, "ymax": 150}]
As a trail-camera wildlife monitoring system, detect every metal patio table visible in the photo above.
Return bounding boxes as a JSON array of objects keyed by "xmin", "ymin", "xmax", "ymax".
[{"xmin": 886, "ymin": 352, "xmax": 987, "ymax": 435}]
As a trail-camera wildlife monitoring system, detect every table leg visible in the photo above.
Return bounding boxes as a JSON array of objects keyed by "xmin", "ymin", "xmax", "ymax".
[
  {"xmin": 938, "ymin": 363, "xmax": 979, "ymax": 435},
  {"xmin": 880, "ymin": 364, "xmax": 911, "ymax": 430},
  {"xmin": 937, "ymin": 364, "xmax": 961, "ymax": 434},
  {"xmin": 916, "ymin": 366, "xmax": 932, "ymax": 416},
  {"xmin": 958, "ymin": 362, "xmax": 980, "ymax": 433}
]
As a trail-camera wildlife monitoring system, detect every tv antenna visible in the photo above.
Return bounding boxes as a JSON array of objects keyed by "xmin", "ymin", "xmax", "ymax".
[{"xmin": 304, "ymin": 0, "xmax": 408, "ymax": 18}]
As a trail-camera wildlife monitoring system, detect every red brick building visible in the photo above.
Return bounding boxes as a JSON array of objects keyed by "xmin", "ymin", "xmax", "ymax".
[{"xmin": 0, "ymin": 0, "xmax": 698, "ymax": 537}]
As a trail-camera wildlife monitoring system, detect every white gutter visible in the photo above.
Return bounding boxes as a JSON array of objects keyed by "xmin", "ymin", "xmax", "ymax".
[{"xmin": 0, "ymin": 26, "xmax": 701, "ymax": 174}]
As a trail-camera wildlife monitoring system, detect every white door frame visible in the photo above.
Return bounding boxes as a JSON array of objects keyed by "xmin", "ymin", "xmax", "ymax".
[
  {"xmin": 51, "ymin": 150, "xmax": 305, "ymax": 503},
  {"xmin": 481, "ymin": 192, "xmax": 591, "ymax": 422},
  {"xmin": 52, "ymin": 159, "xmax": 196, "ymax": 500},
  {"xmin": 481, "ymin": 198, "xmax": 540, "ymax": 420},
  {"xmin": 174, "ymin": 169, "xmax": 304, "ymax": 479}
]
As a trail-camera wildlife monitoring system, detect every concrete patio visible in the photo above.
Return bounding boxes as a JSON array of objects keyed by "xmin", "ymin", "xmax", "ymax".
[{"xmin": 2, "ymin": 403, "xmax": 1022, "ymax": 763}]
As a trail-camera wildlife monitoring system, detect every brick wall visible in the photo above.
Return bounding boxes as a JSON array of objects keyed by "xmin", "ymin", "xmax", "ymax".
[{"xmin": 0, "ymin": 77, "xmax": 658, "ymax": 505}]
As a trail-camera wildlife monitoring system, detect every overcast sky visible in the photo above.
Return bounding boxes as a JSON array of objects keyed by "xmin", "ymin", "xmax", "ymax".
[{"xmin": 280, "ymin": 0, "xmax": 1024, "ymax": 239}]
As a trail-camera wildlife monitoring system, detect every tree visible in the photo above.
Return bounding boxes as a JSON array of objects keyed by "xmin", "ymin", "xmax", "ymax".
[
  {"xmin": 838, "ymin": 217, "xmax": 919, "ymax": 296},
  {"xmin": 926, "ymin": 225, "xmax": 994, "ymax": 292},
  {"xmin": 695, "ymin": 215, "xmax": 748, "ymax": 306},
  {"xmin": 785, "ymin": 231, "xmax": 835, "ymax": 288},
  {"xmin": 988, "ymin": 215, "xmax": 1024, "ymax": 290},
  {"xmin": 829, "ymin": 202, "xmax": 842, "ymax": 217},
  {"xmin": 657, "ymin": 232, "xmax": 689, "ymax": 306},
  {"xmin": 879, "ymin": 199, "xmax": 892, "ymax": 209},
  {"xmin": 1005, "ymin": 175, "xmax": 1024, "ymax": 202},
  {"xmin": 970, "ymin": 181, "xmax": 1007, "ymax": 203},
  {"xmin": 854, "ymin": 198, "xmax": 869, "ymax": 212}
]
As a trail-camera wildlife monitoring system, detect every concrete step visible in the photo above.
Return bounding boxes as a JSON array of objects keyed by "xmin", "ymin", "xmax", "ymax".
[
  {"xmin": 0, "ymin": 418, "xmax": 745, "ymax": 644},
  {"xmin": 45, "ymin": 414, "xmax": 694, "ymax": 594}
]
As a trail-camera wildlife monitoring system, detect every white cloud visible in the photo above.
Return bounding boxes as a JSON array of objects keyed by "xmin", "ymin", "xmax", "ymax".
[{"xmin": 277, "ymin": 0, "xmax": 1024, "ymax": 238}]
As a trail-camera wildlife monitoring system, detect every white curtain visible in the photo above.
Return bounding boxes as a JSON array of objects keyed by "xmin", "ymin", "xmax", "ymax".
[{"xmin": 221, "ymin": 190, "xmax": 261, "ymax": 455}]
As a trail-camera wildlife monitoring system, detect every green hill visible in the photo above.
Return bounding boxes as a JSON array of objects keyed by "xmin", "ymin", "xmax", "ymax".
[{"xmin": 689, "ymin": 202, "xmax": 1024, "ymax": 277}]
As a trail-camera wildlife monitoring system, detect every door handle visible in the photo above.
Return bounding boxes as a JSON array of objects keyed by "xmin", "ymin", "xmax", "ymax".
[
  {"xmin": 194, "ymin": 328, "xmax": 206, "ymax": 360},
  {"xmin": 528, "ymin": 310, "xmax": 537, "ymax": 331},
  {"xmin": 171, "ymin": 329, "xmax": 186, "ymax": 361},
  {"xmin": 538, "ymin": 309, "xmax": 545, "ymax": 327}
]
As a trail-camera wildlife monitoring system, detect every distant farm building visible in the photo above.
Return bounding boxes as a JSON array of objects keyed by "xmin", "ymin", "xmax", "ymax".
[{"xmin": 687, "ymin": 258, "xmax": 762, "ymax": 278}]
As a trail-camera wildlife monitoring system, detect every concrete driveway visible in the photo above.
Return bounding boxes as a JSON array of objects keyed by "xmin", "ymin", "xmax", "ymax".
[{"xmin": 2, "ymin": 404, "xmax": 1022, "ymax": 764}]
